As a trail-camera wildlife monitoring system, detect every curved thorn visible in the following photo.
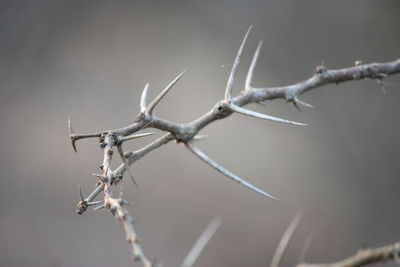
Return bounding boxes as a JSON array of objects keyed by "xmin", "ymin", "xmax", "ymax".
[
  {"xmin": 225, "ymin": 25, "xmax": 253, "ymax": 101},
  {"xmin": 229, "ymin": 104, "xmax": 307, "ymax": 126},
  {"xmin": 181, "ymin": 218, "xmax": 222, "ymax": 267},
  {"xmin": 78, "ymin": 184, "xmax": 84, "ymax": 201},
  {"xmin": 245, "ymin": 40, "xmax": 263, "ymax": 91},
  {"xmin": 117, "ymin": 145, "xmax": 138, "ymax": 187},
  {"xmin": 270, "ymin": 212, "xmax": 303, "ymax": 267},
  {"xmin": 146, "ymin": 70, "xmax": 186, "ymax": 114},
  {"xmin": 140, "ymin": 83, "xmax": 149, "ymax": 113},
  {"xmin": 67, "ymin": 118, "xmax": 102, "ymax": 152},
  {"xmin": 118, "ymin": 132, "xmax": 155, "ymax": 143},
  {"xmin": 186, "ymin": 141, "xmax": 278, "ymax": 200}
]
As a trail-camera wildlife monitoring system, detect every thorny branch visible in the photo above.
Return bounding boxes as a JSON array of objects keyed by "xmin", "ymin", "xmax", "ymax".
[{"xmin": 69, "ymin": 26, "xmax": 400, "ymax": 266}]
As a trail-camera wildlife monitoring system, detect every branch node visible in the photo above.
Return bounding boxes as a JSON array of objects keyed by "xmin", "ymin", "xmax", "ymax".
[{"xmin": 315, "ymin": 65, "xmax": 327, "ymax": 75}]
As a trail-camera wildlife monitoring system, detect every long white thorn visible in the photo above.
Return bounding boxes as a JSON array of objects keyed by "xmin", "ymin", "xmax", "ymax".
[
  {"xmin": 245, "ymin": 40, "xmax": 263, "ymax": 91},
  {"xmin": 186, "ymin": 141, "xmax": 278, "ymax": 200},
  {"xmin": 140, "ymin": 83, "xmax": 149, "ymax": 113},
  {"xmin": 118, "ymin": 132, "xmax": 155, "ymax": 143},
  {"xmin": 224, "ymin": 26, "xmax": 253, "ymax": 101},
  {"xmin": 270, "ymin": 212, "xmax": 303, "ymax": 267},
  {"xmin": 181, "ymin": 218, "xmax": 222, "ymax": 267},
  {"xmin": 229, "ymin": 104, "xmax": 307, "ymax": 126},
  {"xmin": 146, "ymin": 70, "xmax": 186, "ymax": 114}
]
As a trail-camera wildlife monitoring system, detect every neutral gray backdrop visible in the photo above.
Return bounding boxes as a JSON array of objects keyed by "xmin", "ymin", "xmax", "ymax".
[{"xmin": 1, "ymin": 1, "xmax": 399, "ymax": 266}]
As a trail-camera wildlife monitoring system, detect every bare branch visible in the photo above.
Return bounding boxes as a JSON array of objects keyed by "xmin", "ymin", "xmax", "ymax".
[
  {"xmin": 224, "ymin": 26, "xmax": 252, "ymax": 101},
  {"xmin": 270, "ymin": 212, "xmax": 303, "ymax": 267},
  {"xmin": 181, "ymin": 218, "xmax": 221, "ymax": 267},
  {"xmin": 69, "ymin": 27, "xmax": 400, "ymax": 266},
  {"xmin": 185, "ymin": 141, "xmax": 279, "ymax": 200}
]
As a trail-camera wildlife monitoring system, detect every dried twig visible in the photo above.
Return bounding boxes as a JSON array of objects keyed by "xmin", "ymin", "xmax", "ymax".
[{"xmin": 69, "ymin": 26, "xmax": 400, "ymax": 266}]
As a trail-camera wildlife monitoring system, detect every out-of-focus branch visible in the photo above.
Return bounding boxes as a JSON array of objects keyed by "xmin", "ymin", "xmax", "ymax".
[
  {"xmin": 181, "ymin": 218, "xmax": 221, "ymax": 267},
  {"xmin": 296, "ymin": 242, "xmax": 400, "ymax": 267},
  {"xmin": 69, "ymin": 26, "xmax": 400, "ymax": 266},
  {"xmin": 270, "ymin": 212, "xmax": 303, "ymax": 267}
]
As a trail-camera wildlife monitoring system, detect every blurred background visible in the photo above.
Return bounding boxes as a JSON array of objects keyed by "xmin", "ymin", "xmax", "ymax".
[{"xmin": 1, "ymin": 1, "xmax": 399, "ymax": 266}]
